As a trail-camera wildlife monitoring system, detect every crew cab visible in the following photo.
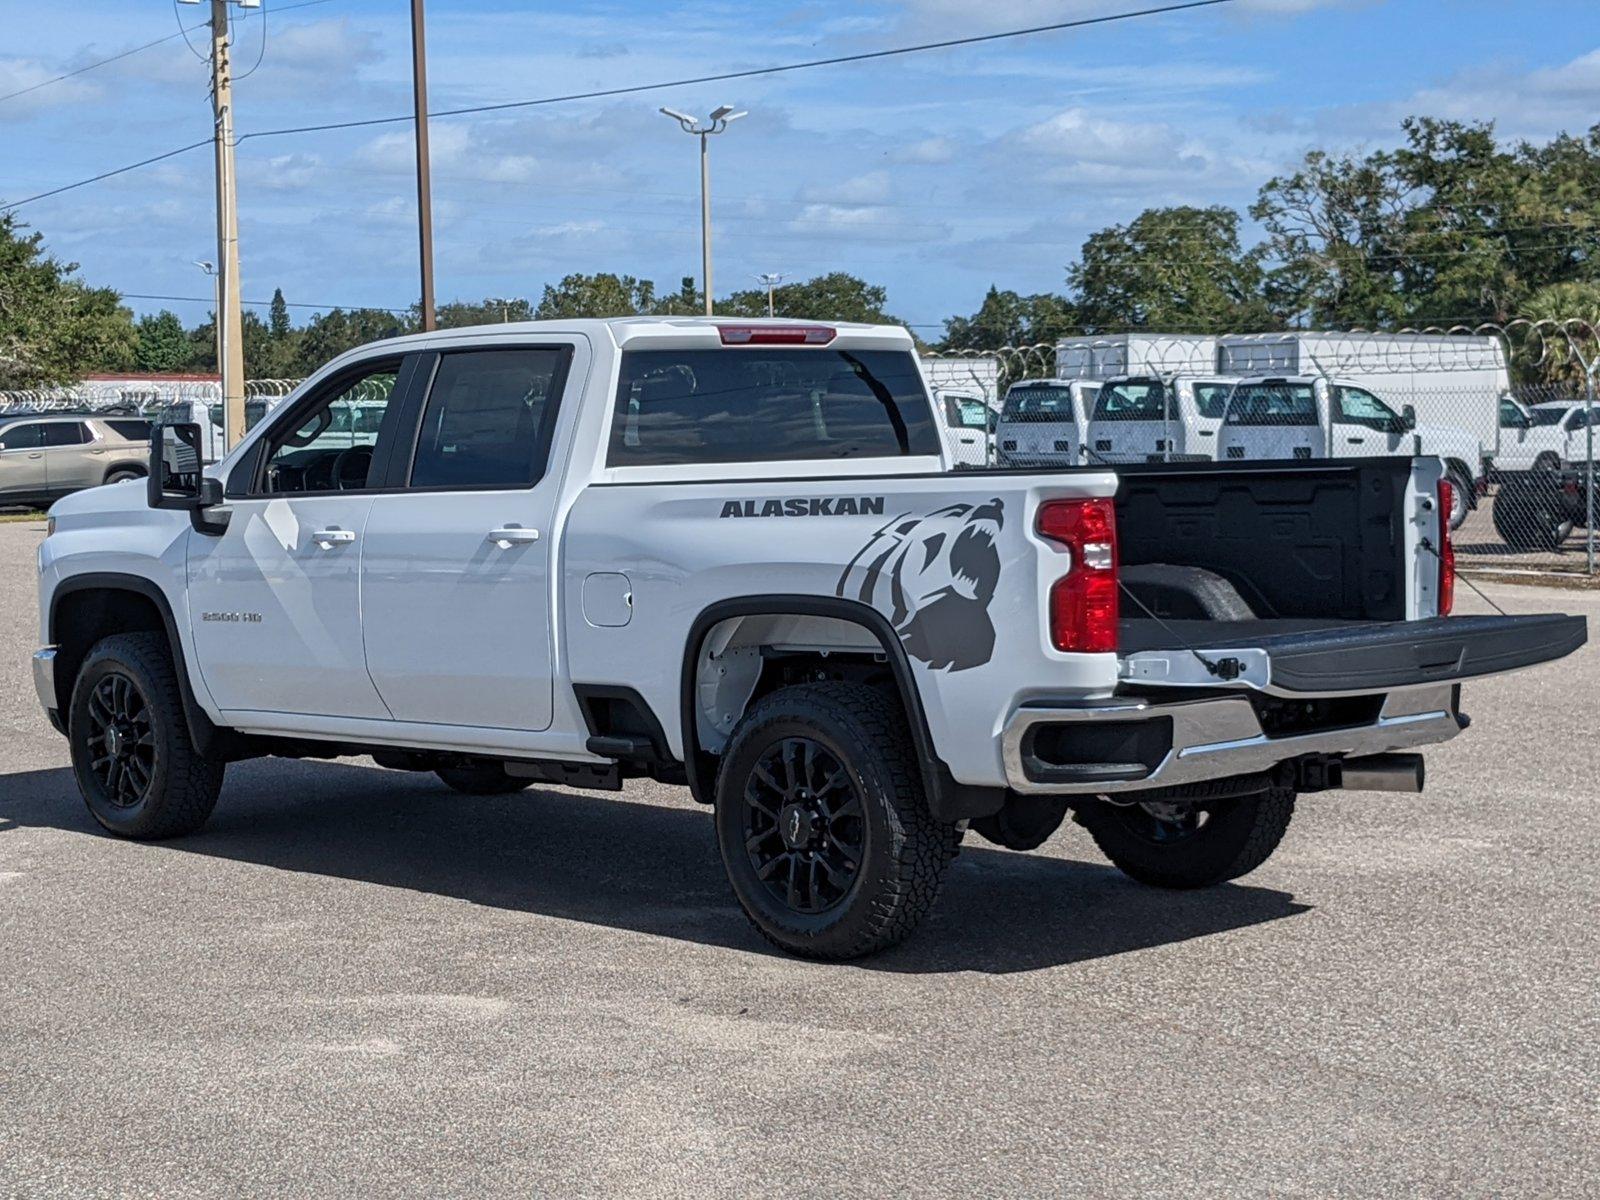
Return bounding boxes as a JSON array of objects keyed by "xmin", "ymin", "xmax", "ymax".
[
  {"xmin": 1218, "ymin": 375, "xmax": 1485, "ymax": 528},
  {"xmin": 33, "ymin": 319, "xmax": 1586, "ymax": 960},
  {"xmin": 995, "ymin": 379, "xmax": 1100, "ymax": 467},
  {"xmin": 1085, "ymin": 375, "xmax": 1237, "ymax": 463}
]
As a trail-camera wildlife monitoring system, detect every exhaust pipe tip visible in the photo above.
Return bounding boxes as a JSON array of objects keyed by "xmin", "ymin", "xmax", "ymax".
[{"xmin": 1338, "ymin": 753, "xmax": 1425, "ymax": 794}]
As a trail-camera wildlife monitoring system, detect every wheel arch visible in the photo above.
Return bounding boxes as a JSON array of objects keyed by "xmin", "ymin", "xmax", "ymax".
[
  {"xmin": 49, "ymin": 573, "xmax": 228, "ymax": 756},
  {"xmin": 678, "ymin": 595, "xmax": 1005, "ymax": 822}
]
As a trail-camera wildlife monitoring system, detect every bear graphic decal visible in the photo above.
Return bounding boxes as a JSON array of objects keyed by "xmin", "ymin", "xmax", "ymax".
[{"xmin": 835, "ymin": 498, "xmax": 1005, "ymax": 672}]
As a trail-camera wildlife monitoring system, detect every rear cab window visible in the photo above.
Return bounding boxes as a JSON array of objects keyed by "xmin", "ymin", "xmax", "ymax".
[
  {"xmin": 1225, "ymin": 383, "xmax": 1319, "ymax": 427},
  {"xmin": 1002, "ymin": 385, "xmax": 1075, "ymax": 423},
  {"xmin": 1093, "ymin": 381, "xmax": 1175, "ymax": 422},
  {"xmin": 608, "ymin": 348, "xmax": 940, "ymax": 467}
]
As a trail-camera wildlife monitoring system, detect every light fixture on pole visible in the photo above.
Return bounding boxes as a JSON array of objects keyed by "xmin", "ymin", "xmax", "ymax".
[
  {"xmin": 755, "ymin": 272, "xmax": 787, "ymax": 318},
  {"xmin": 659, "ymin": 104, "xmax": 747, "ymax": 316}
]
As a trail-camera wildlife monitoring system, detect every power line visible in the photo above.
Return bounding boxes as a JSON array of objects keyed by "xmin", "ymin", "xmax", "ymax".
[
  {"xmin": 0, "ymin": 0, "xmax": 337, "ymax": 106},
  {"xmin": 120, "ymin": 291, "xmax": 411, "ymax": 313},
  {"xmin": 3, "ymin": 0, "xmax": 1236, "ymax": 209}
]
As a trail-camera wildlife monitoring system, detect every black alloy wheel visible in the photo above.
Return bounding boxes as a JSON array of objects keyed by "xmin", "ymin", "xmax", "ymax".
[
  {"xmin": 741, "ymin": 736, "xmax": 865, "ymax": 915},
  {"xmin": 84, "ymin": 671, "xmax": 157, "ymax": 808}
]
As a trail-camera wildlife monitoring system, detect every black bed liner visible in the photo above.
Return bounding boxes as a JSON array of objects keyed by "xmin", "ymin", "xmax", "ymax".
[{"xmin": 1120, "ymin": 614, "xmax": 1587, "ymax": 693}]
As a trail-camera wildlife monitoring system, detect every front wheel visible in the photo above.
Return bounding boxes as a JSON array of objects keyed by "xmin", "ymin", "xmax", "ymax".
[
  {"xmin": 714, "ymin": 682, "xmax": 960, "ymax": 960},
  {"xmin": 1446, "ymin": 464, "xmax": 1474, "ymax": 530},
  {"xmin": 68, "ymin": 632, "xmax": 225, "ymax": 839},
  {"xmin": 1078, "ymin": 786, "xmax": 1295, "ymax": 889}
]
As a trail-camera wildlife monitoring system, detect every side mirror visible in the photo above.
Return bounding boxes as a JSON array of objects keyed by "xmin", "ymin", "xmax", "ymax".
[
  {"xmin": 1401, "ymin": 404, "xmax": 1417, "ymax": 431},
  {"xmin": 148, "ymin": 423, "xmax": 206, "ymax": 509}
]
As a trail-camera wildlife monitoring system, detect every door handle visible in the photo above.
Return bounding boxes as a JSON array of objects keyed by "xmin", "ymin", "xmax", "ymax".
[
  {"xmin": 312, "ymin": 528, "xmax": 356, "ymax": 549},
  {"xmin": 28, "ymin": 453, "xmax": 43, "ymax": 460},
  {"xmin": 488, "ymin": 526, "xmax": 540, "ymax": 548},
  {"xmin": 1347, "ymin": 437, "xmax": 1366, "ymax": 444}
]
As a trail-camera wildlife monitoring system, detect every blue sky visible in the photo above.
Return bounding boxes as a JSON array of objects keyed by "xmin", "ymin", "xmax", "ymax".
[{"xmin": 3, "ymin": 0, "xmax": 1598, "ymax": 333}]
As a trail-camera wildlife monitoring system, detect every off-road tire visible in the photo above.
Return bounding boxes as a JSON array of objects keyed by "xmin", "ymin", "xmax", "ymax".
[
  {"xmin": 1078, "ymin": 786, "xmax": 1296, "ymax": 889},
  {"xmin": 435, "ymin": 765, "xmax": 530, "ymax": 795},
  {"xmin": 68, "ymin": 632, "xmax": 224, "ymax": 839},
  {"xmin": 714, "ymin": 681, "xmax": 960, "ymax": 960}
]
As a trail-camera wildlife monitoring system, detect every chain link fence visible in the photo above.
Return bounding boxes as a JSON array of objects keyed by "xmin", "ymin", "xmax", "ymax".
[{"xmin": 925, "ymin": 319, "xmax": 1600, "ymax": 577}]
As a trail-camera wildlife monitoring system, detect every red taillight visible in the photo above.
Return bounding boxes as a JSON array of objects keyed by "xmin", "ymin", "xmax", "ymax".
[
  {"xmin": 1437, "ymin": 478, "xmax": 1456, "ymax": 616},
  {"xmin": 1037, "ymin": 497, "xmax": 1119, "ymax": 653},
  {"xmin": 717, "ymin": 325, "xmax": 836, "ymax": 346}
]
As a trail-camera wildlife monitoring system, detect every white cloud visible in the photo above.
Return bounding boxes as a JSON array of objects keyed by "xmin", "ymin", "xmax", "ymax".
[{"xmin": 893, "ymin": 136, "xmax": 956, "ymax": 164}]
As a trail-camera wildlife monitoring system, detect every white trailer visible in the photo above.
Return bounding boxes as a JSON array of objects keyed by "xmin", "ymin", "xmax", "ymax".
[
  {"xmin": 1056, "ymin": 334, "xmax": 1218, "ymax": 382},
  {"xmin": 1216, "ymin": 333, "xmax": 1507, "ymax": 460}
]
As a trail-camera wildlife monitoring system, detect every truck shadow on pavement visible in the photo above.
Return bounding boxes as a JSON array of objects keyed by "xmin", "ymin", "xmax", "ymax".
[{"xmin": 0, "ymin": 759, "xmax": 1310, "ymax": 975}]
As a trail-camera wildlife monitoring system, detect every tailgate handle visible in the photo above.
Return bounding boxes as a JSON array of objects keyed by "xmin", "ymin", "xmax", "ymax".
[{"xmin": 1413, "ymin": 641, "xmax": 1466, "ymax": 674}]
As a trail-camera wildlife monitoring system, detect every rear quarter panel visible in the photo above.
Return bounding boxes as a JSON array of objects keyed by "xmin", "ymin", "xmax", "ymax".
[{"xmin": 562, "ymin": 471, "xmax": 1121, "ymax": 788}]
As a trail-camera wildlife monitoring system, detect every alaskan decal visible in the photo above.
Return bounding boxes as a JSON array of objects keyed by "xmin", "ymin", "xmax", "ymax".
[
  {"xmin": 719, "ymin": 496, "xmax": 886, "ymax": 518},
  {"xmin": 835, "ymin": 498, "xmax": 1005, "ymax": 672}
]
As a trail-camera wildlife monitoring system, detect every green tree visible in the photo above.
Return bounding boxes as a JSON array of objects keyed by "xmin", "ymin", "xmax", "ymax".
[
  {"xmin": 134, "ymin": 309, "xmax": 189, "ymax": 372},
  {"xmin": 1519, "ymin": 281, "xmax": 1600, "ymax": 388},
  {"xmin": 940, "ymin": 286, "xmax": 1078, "ymax": 349},
  {"xmin": 268, "ymin": 287, "xmax": 292, "ymax": 340},
  {"xmin": 720, "ymin": 272, "xmax": 893, "ymax": 324},
  {"xmin": 534, "ymin": 273, "xmax": 659, "ymax": 319},
  {"xmin": 436, "ymin": 296, "xmax": 536, "ymax": 327},
  {"xmin": 290, "ymin": 307, "xmax": 415, "ymax": 374},
  {"xmin": 0, "ymin": 214, "xmax": 136, "ymax": 386},
  {"xmin": 1070, "ymin": 206, "xmax": 1273, "ymax": 333}
]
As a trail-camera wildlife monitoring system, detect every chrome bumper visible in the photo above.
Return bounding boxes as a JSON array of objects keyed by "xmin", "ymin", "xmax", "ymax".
[
  {"xmin": 1001, "ymin": 685, "xmax": 1463, "ymax": 795},
  {"xmin": 33, "ymin": 647, "xmax": 59, "ymax": 721}
]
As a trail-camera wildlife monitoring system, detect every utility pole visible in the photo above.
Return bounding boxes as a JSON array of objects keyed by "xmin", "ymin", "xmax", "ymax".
[
  {"xmin": 660, "ymin": 106, "xmax": 746, "ymax": 317},
  {"xmin": 208, "ymin": 0, "xmax": 246, "ymax": 449},
  {"xmin": 411, "ymin": 0, "xmax": 436, "ymax": 331}
]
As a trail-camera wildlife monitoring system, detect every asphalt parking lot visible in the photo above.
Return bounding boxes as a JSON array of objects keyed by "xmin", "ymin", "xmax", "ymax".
[{"xmin": 1, "ymin": 520, "xmax": 1597, "ymax": 1198}]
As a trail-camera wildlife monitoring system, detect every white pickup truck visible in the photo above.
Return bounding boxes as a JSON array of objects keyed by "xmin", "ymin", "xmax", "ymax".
[
  {"xmin": 33, "ymin": 318, "xmax": 1586, "ymax": 959},
  {"xmin": 1085, "ymin": 375, "xmax": 1238, "ymax": 463},
  {"xmin": 1494, "ymin": 396, "xmax": 1600, "ymax": 473},
  {"xmin": 1218, "ymin": 376, "xmax": 1486, "ymax": 528},
  {"xmin": 995, "ymin": 379, "xmax": 1101, "ymax": 467}
]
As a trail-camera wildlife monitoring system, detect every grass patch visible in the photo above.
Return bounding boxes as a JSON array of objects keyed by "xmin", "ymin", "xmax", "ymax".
[{"xmin": 0, "ymin": 511, "xmax": 47, "ymax": 524}]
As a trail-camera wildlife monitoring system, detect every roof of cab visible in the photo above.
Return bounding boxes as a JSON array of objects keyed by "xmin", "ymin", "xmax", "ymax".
[{"xmin": 342, "ymin": 315, "xmax": 913, "ymax": 355}]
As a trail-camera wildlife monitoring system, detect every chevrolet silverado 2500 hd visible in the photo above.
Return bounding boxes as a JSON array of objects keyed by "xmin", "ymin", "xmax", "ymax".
[{"xmin": 34, "ymin": 318, "xmax": 1587, "ymax": 959}]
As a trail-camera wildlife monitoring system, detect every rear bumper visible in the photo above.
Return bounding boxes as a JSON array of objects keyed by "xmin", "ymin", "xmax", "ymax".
[{"xmin": 1001, "ymin": 684, "xmax": 1463, "ymax": 795}]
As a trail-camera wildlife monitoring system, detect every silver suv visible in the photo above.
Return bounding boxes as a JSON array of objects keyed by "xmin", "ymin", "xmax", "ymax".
[{"xmin": 0, "ymin": 415, "xmax": 151, "ymax": 508}]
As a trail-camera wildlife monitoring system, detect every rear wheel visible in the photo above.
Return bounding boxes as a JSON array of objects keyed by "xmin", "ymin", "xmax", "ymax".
[
  {"xmin": 714, "ymin": 682, "xmax": 960, "ymax": 960},
  {"xmin": 68, "ymin": 632, "xmax": 224, "ymax": 839},
  {"xmin": 1078, "ymin": 786, "xmax": 1295, "ymax": 889},
  {"xmin": 105, "ymin": 468, "xmax": 144, "ymax": 485},
  {"xmin": 435, "ymin": 764, "xmax": 530, "ymax": 795},
  {"xmin": 1493, "ymin": 474, "xmax": 1574, "ymax": 551}
]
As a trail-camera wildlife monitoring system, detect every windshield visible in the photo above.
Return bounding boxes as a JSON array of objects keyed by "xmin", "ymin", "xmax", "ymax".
[
  {"xmin": 1093, "ymin": 381, "xmax": 1174, "ymax": 423},
  {"xmin": 1192, "ymin": 383, "xmax": 1233, "ymax": 420},
  {"xmin": 1002, "ymin": 385, "xmax": 1075, "ymax": 422},
  {"xmin": 1225, "ymin": 383, "xmax": 1318, "ymax": 427}
]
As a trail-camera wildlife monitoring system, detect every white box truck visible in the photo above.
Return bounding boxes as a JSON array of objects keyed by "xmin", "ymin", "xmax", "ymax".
[
  {"xmin": 1216, "ymin": 333, "xmax": 1507, "ymax": 463},
  {"xmin": 1056, "ymin": 334, "xmax": 1218, "ymax": 382}
]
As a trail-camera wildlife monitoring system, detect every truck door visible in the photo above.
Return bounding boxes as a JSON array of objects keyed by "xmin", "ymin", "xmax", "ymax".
[
  {"xmin": 39, "ymin": 419, "xmax": 101, "ymax": 491},
  {"xmin": 359, "ymin": 343, "xmax": 581, "ymax": 732},
  {"xmin": 184, "ymin": 356, "xmax": 414, "ymax": 718},
  {"xmin": 1334, "ymin": 386, "xmax": 1407, "ymax": 458}
]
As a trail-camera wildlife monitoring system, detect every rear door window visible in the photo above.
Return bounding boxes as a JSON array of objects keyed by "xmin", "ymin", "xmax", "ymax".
[
  {"xmin": 41, "ymin": 422, "xmax": 91, "ymax": 447},
  {"xmin": 408, "ymin": 347, "xmax": 571, "ymax": 489},
  {"xmin": 609, "ymin": 348, "xmax": 939, "ymax": 467}
]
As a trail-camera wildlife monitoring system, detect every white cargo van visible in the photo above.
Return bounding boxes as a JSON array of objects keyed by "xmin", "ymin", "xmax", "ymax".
[
  {"xmin": 1217, "ymin": 332, "xmax": 1506, "ymax": 463},
  {"xmin": 1218, "ymin": 376, "xmax": 1484, "ymax": 526},
  {"xmin": 1084, "ymin": 375, "xmax": 1238, "ymax": 463},
  {"xmin": 995, "ymin": 379, "xmax": 1100, "ymax": 467}
]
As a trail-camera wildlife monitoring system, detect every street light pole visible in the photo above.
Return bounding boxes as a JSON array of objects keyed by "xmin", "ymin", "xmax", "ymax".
[
  {"xmin": 660, "ymin": 106, "xmax": 746, "ymax": 317},
  {"xmin": 755, "ymin": 272, "xmax": 786, "ymax": 318}
]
